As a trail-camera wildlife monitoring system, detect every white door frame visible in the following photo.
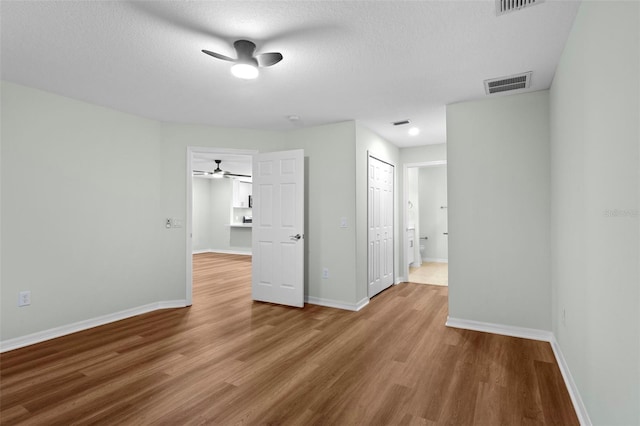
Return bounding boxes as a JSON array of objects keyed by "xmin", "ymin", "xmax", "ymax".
[
  {"xmin": 186, "ymin": 146, "xmax": 258, "ymax": 306},
  {"xmin": 402, "ymin": 160, "xmax": 447, "ymax": 282}
]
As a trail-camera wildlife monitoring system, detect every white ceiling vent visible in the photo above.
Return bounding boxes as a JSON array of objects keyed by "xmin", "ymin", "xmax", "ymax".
[
  {"xmin": 484, "ymin": 72, "xmax": 532, "ymax": 95},
  {"xmin": 496, "ymin": 0, "xmax": 545, "ymax": 16}
]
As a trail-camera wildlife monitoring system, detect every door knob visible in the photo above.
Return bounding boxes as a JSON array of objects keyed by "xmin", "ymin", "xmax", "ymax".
[{"xmin": 290, "ymin": 234, "xmax": 302, "ymax": 241}]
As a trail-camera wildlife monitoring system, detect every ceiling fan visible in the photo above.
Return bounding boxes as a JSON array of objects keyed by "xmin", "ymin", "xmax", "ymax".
[
  {"xmin": 202, "ymin": 39, "xmax": 283, "ymax": 79},
  {"xmin": 193, "ymin": 160, "xmax": 251, "ymax": 179}
]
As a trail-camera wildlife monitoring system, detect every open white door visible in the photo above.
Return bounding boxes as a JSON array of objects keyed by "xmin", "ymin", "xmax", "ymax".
[{"xmin": 251, "ymin": 149, "xmax": 305, "ymax": 307}]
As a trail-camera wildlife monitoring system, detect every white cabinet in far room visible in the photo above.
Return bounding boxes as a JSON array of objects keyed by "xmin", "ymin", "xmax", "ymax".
[{"xmin": 232, "ymin": 180, "xmax": 252, "ymax": 208}]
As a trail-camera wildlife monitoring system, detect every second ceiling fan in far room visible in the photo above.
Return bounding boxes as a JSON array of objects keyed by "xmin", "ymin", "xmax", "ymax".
[{"xmin": 193, "ymin": 160, "xmax": 251, "ymax": 179}]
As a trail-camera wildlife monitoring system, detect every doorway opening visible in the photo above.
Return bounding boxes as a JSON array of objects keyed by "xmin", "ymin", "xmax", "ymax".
[
  {"xmin": 186, "ymin": 147, "xmax": 257, "ymax": 306},
  {"xmin": 403, "ymin": 161, "xmax": 448, "ymax": 286},
  {"xmin": 187, "ymin": 147, "xmax": 306, "ymax": 309}
]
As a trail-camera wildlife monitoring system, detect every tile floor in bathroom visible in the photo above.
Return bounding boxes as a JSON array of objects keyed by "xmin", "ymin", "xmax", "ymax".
[{"xmin": 408, "ymin": 261, "xmax": 448, "ymax": 286}]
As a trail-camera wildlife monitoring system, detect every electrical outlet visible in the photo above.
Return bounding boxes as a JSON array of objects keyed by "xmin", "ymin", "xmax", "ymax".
[
  {"xmin": 322, "ymin": 268, "xmax": 329, "ymax": 279},
  {"xmin": 18, "ymin": 291, "xmax": 31, "ymax": 307}
]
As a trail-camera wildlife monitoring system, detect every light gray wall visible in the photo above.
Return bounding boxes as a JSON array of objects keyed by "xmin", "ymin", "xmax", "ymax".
[
  {"xmin": 400, "ymin": 144, "xmax": 447, "ymax": 165},
  {"xmin": 229, "ymin": 227, "xmax": 251, "ymax": 249},
  {"xmin": 192, "ymin": 177, "xmax": 213, "ymax": 252},
  {"xmin": 355, "ymin": 123, "xmax": 400, "ymax": 301},
  {"xmin": 1, "ymin": 81, "xmax": 167, "ymax": 340},
  {"xmin": 283, "ymin": 121, "xmax": 400, "ymax": 306},
  {"xmin": 550, "ymin": 2, "xmax": 639, "ymax": 424},
  {"xmin": 210, "ymin": 179, "xmax": 234, "ymax": 251},
  {"xmin": 284, "ymin": 122, "xmax": 359, "ymax": 305},
  {"xmin": 1, "ymin": 82, "xmax": 286, "ymax": 341},
  {"xmin": 447, "ymin": 90, "xmax": 551, "ymax": 330},
  {"xmin": 2, "ymin": 81, "xmax": 395, "ymax": 343},
  {"xmin": 418, "ymin": 165, "xmax": 448, "ymax": 261}
]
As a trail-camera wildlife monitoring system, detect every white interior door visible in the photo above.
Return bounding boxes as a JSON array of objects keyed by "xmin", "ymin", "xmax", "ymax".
[
  {"xmin": 251, "ymin": 149, "xmax": 305, "ymax": 307},
  {"xmin": 368, "ymin": 155, "xmax": 394, "ymax": 298}
]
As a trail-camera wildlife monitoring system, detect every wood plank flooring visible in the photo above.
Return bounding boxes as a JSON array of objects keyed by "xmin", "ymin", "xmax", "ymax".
[{"xmin": 0, "ymin": 253, "xmax": 578, "ymax": 425}]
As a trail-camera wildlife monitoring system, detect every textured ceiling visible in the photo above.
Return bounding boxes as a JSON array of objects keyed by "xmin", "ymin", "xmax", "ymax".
[{"xmin": 0, "ymin": 1, "xmax": 580, "ymax": 147}]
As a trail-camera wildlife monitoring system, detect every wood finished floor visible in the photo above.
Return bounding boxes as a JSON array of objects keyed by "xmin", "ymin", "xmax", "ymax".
[{"xmin": 0, "ymin": 253, "xmax": 578, "ymax": 425}]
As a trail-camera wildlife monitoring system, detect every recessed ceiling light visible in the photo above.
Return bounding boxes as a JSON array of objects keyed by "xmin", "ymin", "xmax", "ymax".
[
  {"xmin": 408, "ymin": 127, "xmax": 420, "ymax": 136},
  {"xmin": 288, "ymin": 115, "xmax": 300, "ymax": 122},
  {"xmin": 231, "ymin": 63, "xmax": 259, "ymax": 79}
]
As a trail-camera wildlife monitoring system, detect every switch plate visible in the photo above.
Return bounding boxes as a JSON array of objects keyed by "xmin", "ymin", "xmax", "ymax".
[
  {"xmin": 322, "ymin": 268, "xmax": 329, "ymax": 279},
  {"xmin": 18, "ymin": 291, "xmax": 31, "ymax": 307},
  {"xmin": 340, "ymin": 217, "xmax": 348, "ymax": 228}
]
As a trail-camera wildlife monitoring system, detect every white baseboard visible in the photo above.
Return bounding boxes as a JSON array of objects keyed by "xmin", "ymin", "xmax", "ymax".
[
  {"xmin": 445, "ymin": 316, "xmax": 553, "ymax": 341},
  {"xmin": 422, "ymin": 257, "xmax": 448, "ymax": 263},
  {"xmin": 305, "ymin": 296, "xmax": 369, "ymax": 312},
  {"xmin": 446, "ymin": 316, "xmax": 591, "ymax": 425},
  {"xmin": 550, "ymin": 337, "xmax": 592, "ymax": 426},
  {"xmin": 395, "ymin": 276, "xmax": 405, "ymax": 284},
  {"xmin": 192, "ymin": 249, "xmax": 251, "ymax": 256},
  {"xmin": 0, "ymin": 299, "xmax": 187, "ymax": 353},
  {"xmin": 355, "ymin": 297, "xmax": 369, "ymax": 311}
]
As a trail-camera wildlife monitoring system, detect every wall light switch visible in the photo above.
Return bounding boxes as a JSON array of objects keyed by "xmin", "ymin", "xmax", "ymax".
[
  {"xmin": 166, "ymin": 219, "xmax": 172, "ymax": 229},
  {"xmin": 18, "ymin": 291, "xmax": 31, "ymax": 307},
  {"xmin": 340, "ymin": 217, "xmax": 348, "ymax": 228},
  {"xmin": 322, "ymin": 268, "xmax": 329, "ymax": 279}
]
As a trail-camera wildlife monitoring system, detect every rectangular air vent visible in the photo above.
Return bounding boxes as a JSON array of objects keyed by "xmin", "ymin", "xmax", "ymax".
[
  {"xmin": 392, "ymin": 120, "xmax": 410, "ymax": 126},
  {"xmin": 484, "ymin": 72, "xmax": 532, "ymax": 95},
  {"xmin": 496, "ymin": 0, "xmax": 545, "ymax": 16}
]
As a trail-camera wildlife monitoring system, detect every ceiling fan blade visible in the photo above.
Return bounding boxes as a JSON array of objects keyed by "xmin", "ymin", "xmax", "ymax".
[
  {"xmin": 227, "ymin": 173, "xmax": 252, "ymax": 178},
  {"xmin": 256, "ymin": 52, "xmax": 283, "ymax": 67},
  {"xmin": 202, "ymin": 49, "xmax": 235, "ymax": 62},
  {"xmin": 193, "ymin": 170, "xmax": 208, "ymax": 175}
]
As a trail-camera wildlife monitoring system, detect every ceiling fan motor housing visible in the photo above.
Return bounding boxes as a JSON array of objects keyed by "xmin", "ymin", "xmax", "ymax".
[{"xmin": 234, "ymin": 40, "xmax": 259, "ymax": 66}]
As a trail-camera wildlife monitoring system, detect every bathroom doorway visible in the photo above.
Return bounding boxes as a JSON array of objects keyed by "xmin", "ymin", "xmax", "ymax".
[{"xmin": 404, "ymin": 161, "xmax": 448, "ymax": 286}]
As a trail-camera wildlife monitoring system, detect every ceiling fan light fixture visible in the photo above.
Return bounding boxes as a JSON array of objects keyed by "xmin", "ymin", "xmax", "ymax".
[
  {"xmin": 231, "ymin": 63, "xmax": 259, "ymax": 79},
  {"xmin": 203, "ymin": 39, "xmax": 281, "ymax": 80}
]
